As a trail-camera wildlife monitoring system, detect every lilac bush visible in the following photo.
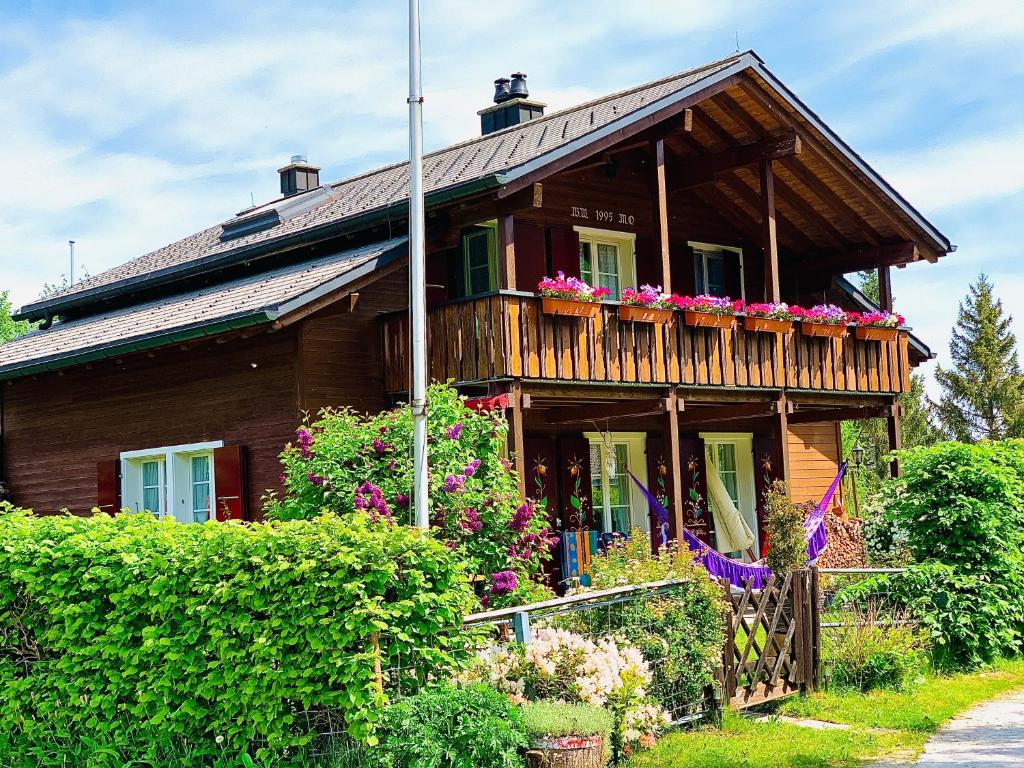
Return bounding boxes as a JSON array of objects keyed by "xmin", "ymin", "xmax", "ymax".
[{"xmin": 264, "ymin": 384, "xmax": 557, "ymax": 606}]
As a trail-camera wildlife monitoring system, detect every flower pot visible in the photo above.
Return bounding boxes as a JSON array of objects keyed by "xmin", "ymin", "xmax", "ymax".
[
  {"xmin": 619, "ymin": 305, "xmax": 675, "ymax": 324},
  {"xmin": 744, "ymin": 316, "xmax": 793, "ymax": 334},
  {"xmin": 854, "ymin": 325, "xmax": 898, "ymax": 342},
  {"xmin": 801, "ymin": 321, "xmax": 847, "ymax": 338},
  {"xmin": 684, "ymin": 311, "xmax": 736, "ymax": 329},
  {"xmin": 541, "ymin": 297, "xmax": 601, "ymax": 318},
  {"xmin": 526, "ymin": 735, "xmax": 605, "ymax": 768}
]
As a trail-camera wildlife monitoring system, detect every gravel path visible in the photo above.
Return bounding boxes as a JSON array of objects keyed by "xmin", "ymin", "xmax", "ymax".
[{"xmin": 906, "ymin": 689, "xmax": 1024, "ymax": 767}]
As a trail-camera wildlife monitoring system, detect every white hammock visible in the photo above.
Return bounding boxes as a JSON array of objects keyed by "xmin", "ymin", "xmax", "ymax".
[{"xmin": 706, "ymin": 452, "xmax": 755, "ymax": 555}]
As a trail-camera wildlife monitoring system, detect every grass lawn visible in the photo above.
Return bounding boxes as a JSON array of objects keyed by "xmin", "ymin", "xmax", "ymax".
[{"xmin": 624, "ymin": 659, "xmax": 1024, "ymax": 767}]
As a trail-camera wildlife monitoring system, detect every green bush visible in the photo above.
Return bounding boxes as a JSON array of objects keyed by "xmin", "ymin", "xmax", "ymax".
[
  {"xmin": 264, "ymin": 384, "xmax": 556, "ymax": 607},
  {"xmin": 568, "ymin": 534, "xmax": 725, "ymax": 714},
  {"xmin": 823, "ymin": 606, "xmax": 927, "ymax": 691},
  {"xmin": 519, "ymin": 701, "xmax": 612, "ymax": 740},
  {"xmin": 376, "ymin": 684, "xmax": 526, "ymax": 768},
  {"xmin": 0, "ymin": 507, "xmax": 475, "ymax": 766},
  {"xmin": 763, "ymin": 481, "xmax": 810, "ymax": 574}
]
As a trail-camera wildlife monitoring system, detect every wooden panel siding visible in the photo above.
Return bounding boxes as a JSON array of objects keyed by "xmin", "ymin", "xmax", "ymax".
[
  {"xmin": 383, "ymin": 293, "xmax": 912, "ymax": 397},
  {"xmin": 787, "ymin": 422, "xmax": 843, "ymax": 505},
  {"xmin": 4, "ymin": 330, "xmax": 301, "ymax": 516}
]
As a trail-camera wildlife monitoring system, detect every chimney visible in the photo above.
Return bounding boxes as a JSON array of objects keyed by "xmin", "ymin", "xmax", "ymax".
[
  {"xmin": 479, "ymin": 72, "xmax": 546, "ymax": 135},
  {"xmin": 278, "ymin": 154, "xmax": 320, "ymax": 197}
]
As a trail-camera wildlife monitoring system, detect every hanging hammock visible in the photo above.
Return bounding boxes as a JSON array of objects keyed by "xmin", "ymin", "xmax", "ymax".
[
  {"xmin": 705, "ymin": 451, "xmax": 756, "ymax": 555},
  {"xmin": 629, "ymin": 462, "xmax": 847, "ymax": 590}
]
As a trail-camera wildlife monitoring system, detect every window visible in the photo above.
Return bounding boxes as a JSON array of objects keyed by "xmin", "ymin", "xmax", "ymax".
[
  {"xmin": 700, "ymin": 433, "xmax": 758, "ymax": 558},
  {"xmin": 576, "ymin": 228, "xmax": 636, "ymax": 299},
  {"xmin": 121, "ymin": 441, "xmax": 223, "ymax": 524},
  {"xmin": 462, "ymin": 223, "xmax": 498, "ymax": 296},
  {"xmin": 690, "ymin": 242, "xmax": 745, "ymax": 300},
  {"xmin": 584, "ymin": 432, "xmax": 648, "ymax": 535}
]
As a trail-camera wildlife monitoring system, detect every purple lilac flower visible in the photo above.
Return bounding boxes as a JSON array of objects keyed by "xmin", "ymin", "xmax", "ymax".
[
  {"xmin": 307, "ymin": 472, "xmax": 325, "ymax": 487},
  {"xmin": 353, "ymin": 481, "xmax": 392, "ymax": 519},
  {"xmin": 445, "ymin": 423, "xmax": 464, "ymax": 440},
  {"xmin": 295, "ymin": 427, "xmax": 314, "ymax": 458},
  {"xmin": 500, "ymin": 458, "xmax": 512, "ymax": 472},
  {"xmin": 460, "ymin": 508, "xmax": 483, "ymax": 533},
  {"xmin": 442, "ymin": 474, "xmax": 467, "ymax": 493},
  {"xmin": 489, "ymin": 570, "xmax": 518, "ymax": 596},
  {"xmin": 395, "ymin": 493, "xmax": 410, "ymax": 508},
  {"xmin": 372, "ymin": 437, "xmax": 394, "ymax": 455},
  {"xmin": 387, "ymin": 459, "xmax": 397, "ymax": 471},
  {"xmin": 463, "ymin": 459, "xmax": 482, "ymax": 477},
  {"xmin": 508, "ymin": 503, "xmax": 535, "ymax": 532}
]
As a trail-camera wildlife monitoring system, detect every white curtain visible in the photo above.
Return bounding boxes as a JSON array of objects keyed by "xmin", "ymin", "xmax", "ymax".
[{"xmin": 706, "ymin": 452, "xmax": 755, "ymax": 554}]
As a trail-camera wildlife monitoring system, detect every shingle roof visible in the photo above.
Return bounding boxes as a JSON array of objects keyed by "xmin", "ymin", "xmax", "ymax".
[
  {"xmin": 25, "ymin": 53, "xmax": 747, "ymax": 312},
  {"xmin": 0, "ymin": 238, "xmax": 407, "ymax": 379}
]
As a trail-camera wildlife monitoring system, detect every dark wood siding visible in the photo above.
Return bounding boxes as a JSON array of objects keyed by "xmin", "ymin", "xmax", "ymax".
[{"xmin": 4, "ymin": 330, "xmax": 299, "ymax": 517}]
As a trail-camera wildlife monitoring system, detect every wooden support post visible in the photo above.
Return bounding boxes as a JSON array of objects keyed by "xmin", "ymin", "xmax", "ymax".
[
  {"xmin": 498, "ymin": 213, "xmax": 516, "ymax": 291},
  {"xmin": 655, "ymin": 138, "xmax": 672, "ymax": 293},
  {"xmin": 759, "ymin": 157, "xmax": 780, "ymax": 303},
  {"xmin": 509, "ymin": 383, "xmax": 527, "ymax": 499},
  {"xmin": 776, "ymin": 392, "xmax": 791, "ymax": 488},
  {"xmin": 878, "ymin": 264, "xmax": 893, "ymax": 312},
  {"xmin": 667, "ymin": 389, "xmax": 685, "ymax": 546},
  {"xmin": 886, "ymin": 402, "xmax": 902, "ymax": 477}
]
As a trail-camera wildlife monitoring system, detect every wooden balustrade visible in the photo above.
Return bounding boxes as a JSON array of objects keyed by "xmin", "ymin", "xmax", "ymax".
[{"xmin": 382, "ymin": 293, "xmax": 912, "ymax": 395}]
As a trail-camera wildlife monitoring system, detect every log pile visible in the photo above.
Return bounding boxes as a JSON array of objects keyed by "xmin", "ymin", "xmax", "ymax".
[{"xmin": 816, "ymin": 507, "xmax": 866, "ymax": 569}]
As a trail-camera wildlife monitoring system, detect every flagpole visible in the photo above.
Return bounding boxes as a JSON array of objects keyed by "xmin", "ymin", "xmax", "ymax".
[{"xmin": 408, "ymin": 0, "xmax": 429, "ymax": 529}]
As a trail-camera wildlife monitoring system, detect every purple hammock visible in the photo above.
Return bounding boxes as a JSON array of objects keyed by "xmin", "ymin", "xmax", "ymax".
[{"xmin": 629, "ymin": 462, "xmax": 847, "ymax": 590}]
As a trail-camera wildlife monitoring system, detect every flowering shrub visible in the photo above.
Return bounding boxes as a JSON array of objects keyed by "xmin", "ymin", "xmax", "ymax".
[
  {"xmin": 537, "ymin": 272, "xmax": 610, "ymax": 302},
  {"xmin": 463, "ymin": 628, "xmax": 668, "ymax": 762},
  {"xmin": 670, "ymin": 294, "xmax": 744, "ymax": 315},
  {"xmin": 265, "ymin": 384, "xmax": 557, "ymax": 607},
  {"xmin": 745, "ymin": 301, "xmax": 798, "ymax": 321},
  {"xmin": 849, "ymin": 310, "xmax": 905, "ymax": 327},
  {"xmin": 794, "ymin": 303, "xmax": 848, "ymax": 325},
  {"xmin": 621, "ymin": 284, "xmax": 673, "ymax": 309}
]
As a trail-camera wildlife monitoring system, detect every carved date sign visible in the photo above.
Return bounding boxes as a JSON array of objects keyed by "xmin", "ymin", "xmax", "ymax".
[{"xmin": 570, "ymin": 206, "xmax": 635, "ymax": 226}]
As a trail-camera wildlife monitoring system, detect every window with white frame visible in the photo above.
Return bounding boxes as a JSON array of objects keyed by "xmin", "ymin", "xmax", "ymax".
[
  {"xmin": 700, "ymin": 432, "xmax": 758, "ymax": 558},
  {"xmin": 576, "ymin": 227, "xmax": 636, "ymax": 299},
  {"xmin": 690, "ymin": 242, "xmax": 745, "ymax": 301},
  {"xmin": 121, "ymin": 441, "xmax": 222, "ymax": 523},
  {"xmin": 584, "ymin": 432, "xmax": 648, "ymax": 535},
  {"xmin": 462, "ymin": 222, "xmax": 498, "ymax": 296}
]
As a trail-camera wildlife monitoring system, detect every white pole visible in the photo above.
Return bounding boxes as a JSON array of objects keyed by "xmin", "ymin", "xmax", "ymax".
[
  {"xmin": 408, "ymin": 0, "xmax": 429, "ymax": 529},
  {"xmin": 68, "ymin": 240, "xmax": 75, "ymax": 285}
]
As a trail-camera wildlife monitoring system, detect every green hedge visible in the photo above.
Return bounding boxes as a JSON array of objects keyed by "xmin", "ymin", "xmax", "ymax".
[{"xmin": 0, "ymin": 507, "xmax": 475, "ymax": 766}]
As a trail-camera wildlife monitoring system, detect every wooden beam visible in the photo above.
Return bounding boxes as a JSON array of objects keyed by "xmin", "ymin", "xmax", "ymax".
[
  {"xmin": 690, "ymin": 105, "xmax": 737, "ymax": 149},
  {"xmin": 711, "ymin": 91, "xmax": 766, "ymax": 141},
  {"xmin": 510, "ymin": 382, "xmax": 527, "ymax": 499},
  {"xmin": 655, "ymin": 138, "xmax": 672, "ymax": 292},
  {"xmin": 667, "ymin": 390, "xmax": 685, "ymax": 547},
  {"xmin": 718, "ymin": 171, "xmax": 818, "ymax": 254},
  {"xmin": 694, "ymin": 185, "xmax": 764, "ymax": 244},
  {"xmin": 886, "ymin": 403, "xmax": 902, "ymax": 477},
  {"xmin": 777, "ymin": 393, "xmax": 792, "ymax": 487},
  {"xmin": 773, "ymin": 175, "xmax": 848, "ymax": 250},
  {"xmin": 787, "ymin": 404, "xmax": 891, "ymax": 424},
  {"xmin": 680, "ymin": 401, "xmax": 778, "ymax": 425},
  {"xmin": 760, "ymin": 157, "xmax": 781, "ymax": 302},
  {"xmin": 497, "ymin": 213, "xmax": 516, "ymax": 290},
  {"xmin": 546, "ymin": 397, "xmax": 680, "ymax": 425},
  {"xmin": 779, "ymin": 157, "xmax": 882, "ymax": 246},
  {"xmin": 800, "ymin": 241, "xmax": 919, "ymax": 274},
  {"xmin": 878, "ymin": 265, "xmax": 893, "ymax": 312},
  {"xmin": 668, "ymin": 130, "xmax": 801, "ymax": 191}
]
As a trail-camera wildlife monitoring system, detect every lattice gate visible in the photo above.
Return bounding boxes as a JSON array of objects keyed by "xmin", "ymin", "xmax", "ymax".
[{"xmin": 720, "ymin": 568, "xmax": 820, "ymax": 709}]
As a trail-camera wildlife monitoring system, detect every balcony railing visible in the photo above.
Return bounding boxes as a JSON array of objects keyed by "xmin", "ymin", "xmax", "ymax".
[{"xmin": 382, "ymin": 292, "xmax": 912, "ymax": 396}]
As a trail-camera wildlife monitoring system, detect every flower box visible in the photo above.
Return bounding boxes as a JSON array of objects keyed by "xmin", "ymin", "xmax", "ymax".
[
  {"xmin": 619, "ymin": 305, "xmax": 674, "ymax": 324},
  {"xmin": 684, "ymin": 310, "xmax": 736, "ymax": 329},
  {"xmin": 854, "ymin": 325, "xmax": 899, "ymax": 342},
  {"xmin": 801, "ymin": 321, "xmax": 848, "ymax": 338},
  {"xmin": 744, "ymin": 316, "xmax": 793, "ymax": 334},
  {"xmin": 542, "ymin": 297, "xmax": 601, "ymax": 318},
  {"xmin": 526, "ymin": 735, "xmax": 605, "ymax": 768}
]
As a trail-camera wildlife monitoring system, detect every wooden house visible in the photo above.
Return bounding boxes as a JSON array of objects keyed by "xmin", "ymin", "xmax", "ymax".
[{"xmin": 0, "ymin": 52, "xmax": 950, "ymax": 567}]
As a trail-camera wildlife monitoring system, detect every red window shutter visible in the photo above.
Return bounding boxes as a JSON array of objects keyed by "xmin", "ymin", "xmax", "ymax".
[
  {"xmin": 96, "ymin": 460, "xmax": 121, "ymax": 515},
  {"xmin": 557, "ymin": 434, "xmax": 593, "ymax": 530},
  {"xmin": 513, "ymin": 220, "xmax": 546, "ymax": 289},
  {"xmin": 547, "ymin": 226, "xmax": 580, "ymax": 278},
  {"xmin": 214, "ymin": 446, "xmax": 248, "ymax": 521},
  {"xmin": 679, "ymin": 436, "xmax": 714, "ymax": 546},
  {"xmin": 644, "ymin": 434, "xmax": 674, "ymax": 551}
]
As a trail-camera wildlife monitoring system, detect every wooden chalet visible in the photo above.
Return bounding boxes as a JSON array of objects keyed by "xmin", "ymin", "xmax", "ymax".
[{"xmin": 0, "ymin": 52, "xmax": 951, "ymax": 571}]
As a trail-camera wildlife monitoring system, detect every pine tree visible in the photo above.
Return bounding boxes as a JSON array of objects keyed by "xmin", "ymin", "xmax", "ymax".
[
  {"xmin": 935, "ymin": 274, "xmax": 1024, "ymax": 441},
  {"xmin": 900, "ymin": 372, "xmax": 941, "ymax": 448}
]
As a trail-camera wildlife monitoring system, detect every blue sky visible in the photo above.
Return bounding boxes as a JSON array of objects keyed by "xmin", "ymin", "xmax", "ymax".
[{"xmin": 1, "ymin": 0, "xmax": 1023, "ymax": 394}]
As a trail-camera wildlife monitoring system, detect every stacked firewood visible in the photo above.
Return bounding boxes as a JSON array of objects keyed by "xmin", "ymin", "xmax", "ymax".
[{"xmin": 816, "ymin": 507, "xmax": 867, "ymax": 568}]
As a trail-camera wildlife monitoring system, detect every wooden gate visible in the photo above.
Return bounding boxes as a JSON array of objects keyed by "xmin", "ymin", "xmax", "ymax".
[{"xmin": 720, "ymin": 568, "xmax": 820, "ymax": 709}]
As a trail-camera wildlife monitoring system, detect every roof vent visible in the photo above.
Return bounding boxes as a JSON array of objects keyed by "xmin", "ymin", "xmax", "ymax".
[
  {"xmin": 479, "ymin": 73, "xmax": 546, "ymax": 135},
  {"xmin": 278, "ymin": 155, "xmax": 321, "ymax": 197}
]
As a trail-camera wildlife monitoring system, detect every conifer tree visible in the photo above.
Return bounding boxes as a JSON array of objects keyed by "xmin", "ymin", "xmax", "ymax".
[
  {"xmin": 935, "ymin": 274, "xmax": 1024, "ymax": 441},
  {"xmin": 0, "ymin": 291, "xmax": 31, "ymax": 344}
]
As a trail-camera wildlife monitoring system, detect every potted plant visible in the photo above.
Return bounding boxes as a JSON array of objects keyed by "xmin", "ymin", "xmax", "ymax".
[
  {"xmin": 849, "ymin": 310, "xmax": 904, "ymax": 342},
  {"xmin": 537, "ymin": 273, "xmax": 610, "ymax": 318},
  {"xmin": 619, "ymin": 285, "xmax": 675, "ymax": 324},
  {"xmin": 796, "ymin": 304, "xmax": 849, "ymax": 338},
  {"xmin": 672, "ymin": 294, "xmax": 743, "ymax": 329},
  {"xmin": 744, "ymin": 302, "xmax": 797, "ymax": 333},
  {"xmin": 521, "ymin": 702, "xmax": 613, "ymax": 768}
]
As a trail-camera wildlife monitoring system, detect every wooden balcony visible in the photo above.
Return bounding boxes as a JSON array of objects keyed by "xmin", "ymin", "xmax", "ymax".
[{"xmin": 382, "ymin": 293, "xmax": 912, "ymax": 396}]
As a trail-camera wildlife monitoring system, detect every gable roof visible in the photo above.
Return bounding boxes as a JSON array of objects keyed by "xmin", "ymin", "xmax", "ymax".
[{"xmin": 0, "ymin": 238, "xmax": 406, "ymax": 380}]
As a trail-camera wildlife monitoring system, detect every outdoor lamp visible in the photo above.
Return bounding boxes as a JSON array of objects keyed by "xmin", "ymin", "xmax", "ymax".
[{"xmin": 852, "ymin": 442, "xmax": 865, "ymax": 469}]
